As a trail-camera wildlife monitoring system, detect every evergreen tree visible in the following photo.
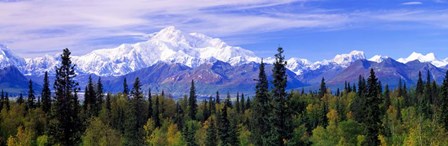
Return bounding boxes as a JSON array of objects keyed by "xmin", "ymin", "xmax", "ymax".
[
  {"xmin": 416, "ymin": 71, "xmax": 424, "ymax": 95},
  {"xmin": 0, "ymin": 90, "xmax": 3, "ymax": 110},
  {"xmin": 441, "ymin": 70, "xmax": 448, "ymax": 129},
  {"xmin": 26, "ymin": 79, "xmax": 36, "ymax": 110},
  {"xmin": 226, "ymin": 92, "xmax": 232, "ymax": 108},
  {"xmin": 336, "ymin": 88, "xmax": 340, "ymax": 97},
  {"xmin": 241, "ymin": 93, "xmax": 245, "ymax": 112},
  {"xmin": 48, "ymin": 48, "xmax": 82, "ymax": 145},
  {"xmin": 250, "ymin": 59, "xmax": 271, "ymax": 145},
  {"xmin": 398, "ymin": 78, "xmax": 403, "ymax": 97},
  {"xmin": 96, "ymin": 77, "xmax": 104, "ymax": 113},
  {"xmin": 203, "ymin": 99, "xmax": 210, "ymax": 122},
  {"xmin": 432, "ymin": 80, "xmax": 439, "ymax": 106},
  {"xmin": 384, "ymin": 84, "xmax": 391, "ymax": 110},
  {"xmin": 147, "ymin": 88, "xmax": 153, "ymax": 120},
  {"xmin": 154, "ymin": 94, "xmax": 161, "ymax": 127},
  {"xmin": 422, "ymin": 70, "xmax": 433, "ymax": 118},
  {"xmin": 41, "ymin": 71, "xmax": 51, "ymax": 113},
  {"xmin": 84, "ymin": 75, "xmax": 97, "ymax": 117},
  {"xmin": 209, "ymin": 96, "xmax": 215, "ymax": 114},
  {"xmin": 229, "ymin": 118, "xmax": 239, "ymax": 145},
  {"xmin": 17, "ymin": 93, "xmax": 24, "ymax": 105},
  {"xmin": 4, "ymin": 92, "xmax": 9, "ymax": 111},
  {"xmin": 123, "ymin": 77, "xmax": 129, "ymax": 95},
  {"xmin": 236, "ymin": 92, "xmax": 240, "ymax": 113},
  {"xmin": 270, "ymin": 47, "xmax": 293, "ymax": 145},
  {"xmin": 205, "ymin": 117, "xmax": 218, "ymax": 146},
  {"xmin": 105, "ymin": 93, "xmax": 111, "ymax": 115},
  {"xmin": 174, "ymin": 102, "xmax": 184, "ymax": 130},
  {"xmin": 189, "ymin": 80, "xmax": 197, "ymax": 120},
  {"xmin": 351, "ymin": 75, "xmax": 367, "ymax": 123},
  {"xmin": 183, "ymin": 122, "xmax": 198, "ymax": 146},
  {"xmin": 218, "ymin": 99, "xmax": 231, "ymax": 145},
  {"xmin": 36, "ymin": 96, "xmax": 41, "ymax": 108},
  {"xmin": 123, "ymin": 77, "xmax": 145, "ymax": 146},
  {"xmin": 364, "ymin": 69, "xmax": 382, "ymax": 146},
  {"xmin": 246, "ymin": 98, "xmax": 251, "ymax": 109},
  {"xmin": 319, "ymin": 78, "xmax": 327, "ymax": 98},
  {"xmin": 216, "ymin": 91, "xmax": 220, "ymax": 104}
]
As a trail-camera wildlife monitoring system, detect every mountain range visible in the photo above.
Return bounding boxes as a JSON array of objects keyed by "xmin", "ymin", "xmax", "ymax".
[{"xmin": 1, "ymin": 26, "xmax": 447, "ymax": 96}]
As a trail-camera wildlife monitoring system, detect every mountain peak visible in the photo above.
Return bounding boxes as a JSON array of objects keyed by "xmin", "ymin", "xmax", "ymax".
[
  {"xmin": 152, "ymin": 26, "xmax": 186, "ymax": 42},
  {"xmin": 0, "ymin": 44, "xmax": 26, "ymax": 69},
  {"xmin": 399, "ymin": 52, "xmax": 436, "ymax": 63},
  {"xmin": 397, "ymin": 52, "xmax": 448, "ymax": 67},
  {"xmin": 333, "ymin": 50, "xmax": 366, "ymax": 67},
  {"xmin": 368, "ymin": 55, "xmax": 390, "ymax": 63}
]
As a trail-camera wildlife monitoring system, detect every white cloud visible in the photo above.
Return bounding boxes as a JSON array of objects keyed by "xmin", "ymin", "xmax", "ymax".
[
  {"xmin": 402, "ymin": 1, "xmax": 423, "ymax": 5},
  {"xmin": 1, "ymin": 0, "xmax": 447, "ymax": 57},
  {"xmin": 2, "ymin": 0, "xmax": 346, "ymax": 57}
]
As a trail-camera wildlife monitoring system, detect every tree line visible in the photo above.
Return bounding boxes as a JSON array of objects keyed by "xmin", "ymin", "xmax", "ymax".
[{"xmin": 1, "ymin": 48, "xmax": 448, "ymax": 145}]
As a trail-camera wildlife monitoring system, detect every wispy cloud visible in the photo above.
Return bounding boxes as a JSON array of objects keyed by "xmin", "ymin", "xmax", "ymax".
[
  {"xmin": 401, "ymin": 1, "xmax": 423, "ymax": 5},
  {"xmin": 0, "ymin": 0, "xmax": 447, "ymax": 57},
  {"xmin": 2, "ymin": 0, "xmax": 340, "ymax": 56}
]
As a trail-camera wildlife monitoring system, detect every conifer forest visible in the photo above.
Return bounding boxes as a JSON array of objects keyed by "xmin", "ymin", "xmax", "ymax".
[{"xmin": 3, "ymin": 47, "xmax": 448, "ymax": 146}]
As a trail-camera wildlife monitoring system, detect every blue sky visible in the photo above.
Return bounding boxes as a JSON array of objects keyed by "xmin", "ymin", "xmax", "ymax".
[{"xmin": 0, "ymin": 0, "xmax": 448, "ymax": 61}]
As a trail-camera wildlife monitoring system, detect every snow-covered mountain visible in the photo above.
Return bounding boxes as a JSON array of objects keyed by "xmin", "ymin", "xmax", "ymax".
[
  {"xmin": 368, "ymin": 55, "xmax": 390, "ymax": 63},
  {"xmin": 17, "ymin": 27, "xmax": 367, "ymax": 76},
  {"xmin": 1, "ymin": 26, "xmax": 447, "ymax": 79},
  {"xmin": 24, "ymin": 26, "xmax": 260, "ymax": 76},
  {"xmin": 397, "ymin": 52, "xmax": 448, "ymax": 67},
  {"xmin": 0, "ymin": 44, "xmax": 26, "ymax": 70}
]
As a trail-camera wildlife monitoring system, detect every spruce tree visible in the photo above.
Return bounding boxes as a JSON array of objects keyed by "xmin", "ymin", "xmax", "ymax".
[
  {"xmin": 241, "ymin": 93, "xmax": 245, "ymax": 112},
  {"xmin": 364, "ymin": 69, "xmax": 382, "ymax": 146},
  {"xmin": 229, "ymin": 118, "xmax": 239, "ymax": 145},
  {"xmin": 105, "ymin": 93, "xmax": 111, "ymax": 115},
  {"xmin": 218, "ymin": 99, "xmax": 231, "ymax": 145},
  {"xmin": 96, "ymin": 77, "xmax": 104, "ymax": 113},
  {"xmin": 154, "ymin": 94, "xmax": 161, "ymax": 127},
  {"xmin": 441, "ymin": 70, "xmax": 448, "ymax": 129},
  {"xmin": 84, "ymin": 75, "xmax": 97, "ymax": 117},
  {"xmin": 189, "ymin": 80, "xmax": 197, "ymax": 120},
  {"xmin": 41, "ymin": 71, "xmax": 51, "ymax": 113},
  {"xmin": 0, "ymin": 90, "xmax": 3, "ymax": 110},
  {"xmin": 184, "ymin": 122, "xmax": 198, "ymax": 146},
  {"xmin": 226, "ymin": 92, "xmax": 232, "ymax": 108},
  {"xmin": 422, "ymin": 70, "xmax": 433, "ymax": 118},
  {"xmin": 36, "ymin": 96, "xmax": 41, "ymax": 108},
  {"xmin": 123, "ymin": 77, "xmax": 145, "ymax": 146},
  {"xmin": 174, "ymin": 102, "xmax": 184, "ymax": 130},
  {"xmin": 384, "ymin": 84, "xmax": 391, "ymax": 110},
  {"xmin": 48, "ymin": 48, "xmax": 81, "ymax": 145},
  {"xmin": 216, "ymin": 91, "xmax": 220, "ymax": 104},
  {"xmin": 319, "ymin": 78, "xmax": 327, "ymax": 98},
  {"xmin": 205, "ymin": 117, "xmax": 218, "ymax": 146},
  {"xmin": 4, "ymin": 92, "xmax": 9, "ymax": 111},
  {"xmin": 246, "ymin": 98, "xmax": 251, "ymax": 109},
  {"xmin": 123, "ymin": 77, "xmax": 129, "ymax": 95},
  {"xmin": 27, "ymin": 79, "xmax": 36, "ymax": 110},
  {"xmin": 336, "ymin": 88, "xmax": 340, "ymax": 97},
  {"xmin": 398, "ymin": 78, "xmax": 403, "ymax": 97},
  {"xmin": 147, "ymin": 88, "xmax": 153, "ymax": 120},
  {"xmin": 250, "ymin": 59, "xmax": 271, "ymax": 145},
  {"xmin": 0, "ymin": 90, "xmax": 4, "ymax": 110},
  {"xmin": 203, "ymin": 99, "xmax": 210, "ymax": 122},
  {"xmin": 17, "ymin": 93, "xmax": 24, "ymax": 105},
  {"xmin": 351, "ymin": 75, "xmax": 367, "ymax": 123},
  {"xmin": 270, "ymin": 47, "xmax": 292, "ymax": 145},
  {"xmin": 416, "ymin": 71, "xmax": 424, "ymax": 95},
  {"xmin": 209, "ymin": 96, "xmax": 215, "ymax": 114},
  {"xmin": 236, "ymin": 92, "xmax": 240, "ymax": 113}
]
